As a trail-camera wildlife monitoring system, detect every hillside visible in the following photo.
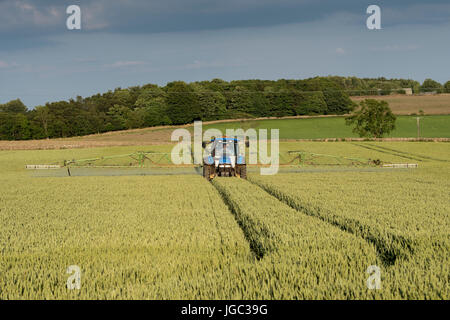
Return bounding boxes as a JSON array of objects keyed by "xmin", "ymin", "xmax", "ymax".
[
  {"xmin": 1, "ymin": 93, "xmax": 449, "ymax": 150},
  {"xmin": 2, "ymin": 77, "xmax": 449, "ymax": 141}
]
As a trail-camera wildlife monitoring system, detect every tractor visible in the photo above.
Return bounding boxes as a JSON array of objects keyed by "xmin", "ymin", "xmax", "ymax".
[{"xmin": 202, "ymin": 136, "xmax": 249, "ymax": 180}]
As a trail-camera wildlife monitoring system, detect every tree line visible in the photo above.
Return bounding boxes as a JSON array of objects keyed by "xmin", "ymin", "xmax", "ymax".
[{"xmin": 1, "ymin": 76, "xmax": 449, "ymax": 140}]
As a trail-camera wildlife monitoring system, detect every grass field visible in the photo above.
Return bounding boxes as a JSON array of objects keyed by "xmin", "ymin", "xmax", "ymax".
[
  {"xmin": 0, "ymin": 141, "xmax": 448, "ymax": 299},
  {"xmin": 198, "ymin": 115, "xmax": 450, "ymax": 139}
]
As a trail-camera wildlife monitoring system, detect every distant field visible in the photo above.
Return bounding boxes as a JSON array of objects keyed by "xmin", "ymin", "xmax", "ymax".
[
  {"xmin": 199, "ymin": 115, "xmax": 450, "ymax": 139},
  {"xmin": 1, "ymin": 115, "xmax": 449, "ymax": 150},
  {"xmin": 351, "ymin": 94, "xmax": 450, "ymax": 115}
]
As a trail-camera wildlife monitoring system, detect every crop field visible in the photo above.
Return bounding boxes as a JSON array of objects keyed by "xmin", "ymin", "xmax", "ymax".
[
  {"xmin": 249, "ymin": 171, "xmax": 449, "ymax": 298},
  {"xmin": 0, "ymin": 175, "xmax": 255, "ymax": 299},
  {"xmin": 351, "ymin": 94, "xmax": 450, "ymax": 115},
  {"xmin": 278, "ymin": 141, "xmax": 450, "ymax": 167},
  {"xmin": 0, "ymin": 141, "xmax": 448, "ymax": 299}
]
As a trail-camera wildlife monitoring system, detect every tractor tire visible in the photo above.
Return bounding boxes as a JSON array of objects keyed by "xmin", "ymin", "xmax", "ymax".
[
  {"xmin": 208, "ymin": 165, "xmax": 216, "ymax": 180},
  {"xmin": 203, "ymin": 165, "xmax": 211, "ymax": 181},
  {"xmin": 240, "ymin": 165, "xmax": 247, "ymax": 179}
]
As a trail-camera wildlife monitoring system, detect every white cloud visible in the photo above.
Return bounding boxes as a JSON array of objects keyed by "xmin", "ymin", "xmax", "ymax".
[
  {"xmin": 18, "ymin": 3, "xmax": 33, "ymax": 11},
  {"xmin": 0, "ymin": 60, "xmax": 18, "ymax": 68},
  {"xmin": 336, "ymin": 47, "xmax": 345, "ymax": 55}
]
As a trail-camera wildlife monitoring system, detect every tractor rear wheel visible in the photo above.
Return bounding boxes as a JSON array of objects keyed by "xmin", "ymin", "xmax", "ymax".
[
  {"xmin": 208, "ymin": 165, "xmax": 216, "ymax": 180},
  {"xmin": 203, "ymin": 165, "xmax": 211, "ymax": 180},
  {"xmin": 240, "ymin": 165, "xmax": 247, "ymax": 179}
]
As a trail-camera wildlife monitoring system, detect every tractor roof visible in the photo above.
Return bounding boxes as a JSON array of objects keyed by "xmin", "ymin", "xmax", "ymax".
[{"xmin": 211, "ymin": 136, "xmax": 239, "ymax": 142}]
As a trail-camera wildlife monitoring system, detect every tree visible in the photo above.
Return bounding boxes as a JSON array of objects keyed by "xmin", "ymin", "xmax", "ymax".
[
  {"xmin": 444, "ymin": 81, "xmax": 450, "ymax": 93},
  {"xmin": 113, "ymin": 89, "xmax": 134, "ymax": 107},
  {"xmin": 107, "ymin": 105, "xmax": 130, "ymax": 130},
  {"xmin": 142, "ymin": 98, "xmax": 171, "ymax": 126},
  {"xmin": 420, "ymin": 79, "xmax": 443, "ymax": 93},
  {"xmin": 34, "ymin": 106, "xmax": 50, "ymax": 138},
  {"xmin": 0, "ymin": 99, "xmax": 30, "ymax": 139},
  {"xmin": 228, "ymin": 86, "xmax": 254, "ymax": 115},
  {"xmin": 191, "ymin": 83, "xmax": 227, "ymax": 120},
  {"xmin": 0, "ymin": 112, "xmax": 30, "ymax": 140},
  {"xmin": 135, "ymin": 87, "xmax": 171, "ymax": 126},
  {"xmin": 165, "ymin": 81, "xmax": 200, "ymax": 124},
  {"xmin": 345, "ymin": 99, "xmax": 396, "ymax": 138},
  {"xmin": 379, "ymin": 82, "xmax": 395, "ymax": 95},
  {"xmin": 126, "ymin": 108, "xmax": 147, "ymax": 129},
  {"xmin": 0, "ymin": 77, "xmax": 428, "ymax": 141},
  {"xmin": 294, "ymin": 92, "xmax": 327, "ymax": 115},
  {"xmin": 296, "ymin": 77, "xmax": 354, "ymax": 114},
  {"xmin": 0, "ymin": 99, "xmax": 27, "ymax": 113}
]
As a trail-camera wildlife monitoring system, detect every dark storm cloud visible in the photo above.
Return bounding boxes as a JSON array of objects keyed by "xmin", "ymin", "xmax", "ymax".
[{"xmin": 1, "ymin": 0, "xmax": 449, "ymax": 38}]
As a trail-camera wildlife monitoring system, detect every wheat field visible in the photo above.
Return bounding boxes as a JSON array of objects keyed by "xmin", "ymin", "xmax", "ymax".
[{"xmin": 0, "ymin": 142, "xmax": 448, "ymax": 299}]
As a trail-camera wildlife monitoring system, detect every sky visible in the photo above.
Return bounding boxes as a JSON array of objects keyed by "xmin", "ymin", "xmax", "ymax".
[{"xmin": 0, "ymin": 0, "xmax": 449, "ymax": 108}]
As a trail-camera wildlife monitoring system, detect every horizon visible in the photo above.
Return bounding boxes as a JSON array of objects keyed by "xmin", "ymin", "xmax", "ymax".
[{"xmin": 4, "ymin": 75, "xmax": 444, "ymax": 109}]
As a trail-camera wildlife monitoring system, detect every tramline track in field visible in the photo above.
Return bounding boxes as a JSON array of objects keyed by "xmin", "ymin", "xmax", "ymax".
[
  {"xmin": 209, "ymin": 177, "xmax": 382, "ymax": 294},
  {"xmin": 351, "ymin": 143, "xmax": 427, "ymax": 162},
  {"xmin": 358, "ymin": 143, "xmax": 450, "ymax": 162}
]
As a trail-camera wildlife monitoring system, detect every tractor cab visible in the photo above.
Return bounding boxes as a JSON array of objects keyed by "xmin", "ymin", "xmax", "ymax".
[{"xmin": 202, "ymin": 136, "xmax": 248, "ymax": 180}]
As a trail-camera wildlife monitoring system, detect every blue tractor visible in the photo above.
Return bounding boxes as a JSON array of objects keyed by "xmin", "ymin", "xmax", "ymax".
[{"xmin": 202, "ymin": 136, "xmax": 249, "ymax": 180}]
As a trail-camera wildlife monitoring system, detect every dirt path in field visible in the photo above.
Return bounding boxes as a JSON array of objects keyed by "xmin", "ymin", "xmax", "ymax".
[{"xmin": 0, "ymin": 130, "xmax": 176, "ymax": 150}]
